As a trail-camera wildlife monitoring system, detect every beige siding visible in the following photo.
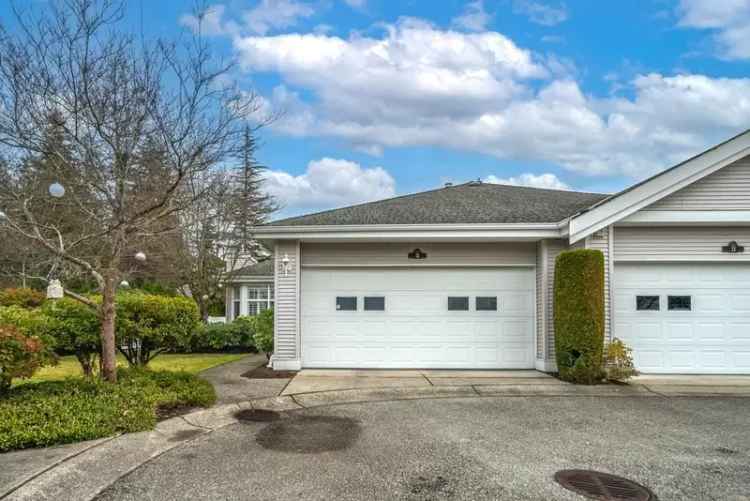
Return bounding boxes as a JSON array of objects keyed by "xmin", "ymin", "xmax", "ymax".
[
  {"xmin": 645, "ymin": 156, "xmax": 750, "ymax": 210},
  {"xmin": 274, "ymin": 241, "xmax": 300, "ymax": 362},
  {"xmin": 585, "ymin": 228, "xmax": 612, "ymax": 341},
  {"xmin": 614, "ymin": 226, "xmax": 750, "ymax": 262},
  {"xmin": 301, "ymin": 242, "xmax": 536, "ymax": 267}
]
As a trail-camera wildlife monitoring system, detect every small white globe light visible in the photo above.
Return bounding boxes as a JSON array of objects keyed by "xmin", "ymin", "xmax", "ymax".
[
  {"xmin": 201, "ymin": 294, "xmax": 210, "ymax": 300},
  {"xmin": 134, "ymin": 252, "xmax": 146, "ymax": 262},
  {"xmin": 120, "ymin": 280, "xmax": 130, "ymax": 288},
  {"xmin": 46, "ymin": 279, "xmax": 64, "ymax": 299},
  {"xmin": 48, "ymin": 182, "xmax": 65, "ymax": 198}
]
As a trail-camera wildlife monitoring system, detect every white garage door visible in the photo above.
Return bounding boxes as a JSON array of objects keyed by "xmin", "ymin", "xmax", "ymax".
[
  {"xmin": 301, "ymin": 268, "xmax": 535, "ymax": 369},
  {"xmin": 614, "ymin": 263, "xmax": 750, "ymax": 374}
]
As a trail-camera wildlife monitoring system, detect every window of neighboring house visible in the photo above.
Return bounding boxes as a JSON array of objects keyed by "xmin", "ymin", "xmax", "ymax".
[
  {"xmin": 448, "ymin": 297, "xmax": 469, "ymax": 311},
  {"xmin": 636, "ymin": 295, "xmax": 660, "ymax": 311},
  {"xmin": 668, "ymin": 295, "xmax": 691, "ymax": 311},
  {"xmin": 232, "ymin": 286, "xmax": 241, "ymax": 319},
  {"xmin": 247, "ymin": 285, "xmax": 275, "ymax": 316}
]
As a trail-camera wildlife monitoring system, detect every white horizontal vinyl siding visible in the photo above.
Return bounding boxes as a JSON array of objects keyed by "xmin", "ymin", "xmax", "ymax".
[
  {"xmin": 614, "ymin": 227, "xmax": 750, "ymax": 262},
  {"xmin": 274, "ymin": 241, "xmax": 300, "ymax": 362},
  {"xmin": 301, "ymin": 242, "xmax": 536, "ymax": 267},
  {"xmin": 586, "ymin": 228, "xmax": 612, "ymax": 341},
  {"xmin": 645, "ymin": 156, "xmax": 750, "ymax": 211}
]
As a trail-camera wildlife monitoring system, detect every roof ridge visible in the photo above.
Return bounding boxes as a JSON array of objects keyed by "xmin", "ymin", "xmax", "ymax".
[{"xmin": 268, "ymin": 181, "xmax": 609, "ymax": 225}]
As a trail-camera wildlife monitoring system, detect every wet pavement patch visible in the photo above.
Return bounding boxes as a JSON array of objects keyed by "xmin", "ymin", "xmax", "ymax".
[
  {"xmin": 715, "ymin": 447, "xmax": 738, "ymax": 455},
  {"xmin": 235, "ymin": 408, "xmax": 282, "ymax": 422},
  {"xmin": 167, "ymin": 429, "xmax": 204, "ymax": 442},
  {"xmin": 406, "ymin": 475, "xmax": 453, "ymax": 498},
  {"xmin": 255, "ymin": 415, "xmax": 361, "ymax": 453}
]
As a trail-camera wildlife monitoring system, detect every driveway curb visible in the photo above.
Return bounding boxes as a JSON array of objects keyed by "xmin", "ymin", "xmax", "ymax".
[{"xmin": 3, "ymin": 383, "xmax": 749, "ymax": 500}]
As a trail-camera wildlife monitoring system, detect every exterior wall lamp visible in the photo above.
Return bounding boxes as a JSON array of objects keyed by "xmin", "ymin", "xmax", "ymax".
[
  {"xmin": 281, "ymin": 253, "xmax": 291, "ymax": 276},
  {"xmin": 46, "ymin": 279, "xmax": 64, "ymax": 300}
]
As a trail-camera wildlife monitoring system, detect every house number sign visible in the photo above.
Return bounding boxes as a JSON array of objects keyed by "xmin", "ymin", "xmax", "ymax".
[
  {"xmin": 722, "ymin": 241, "xmax": 745, "ymax": 253},
  {"xmin": 408, "ymin": 248, "xmax": 427, "ymax": 260}
]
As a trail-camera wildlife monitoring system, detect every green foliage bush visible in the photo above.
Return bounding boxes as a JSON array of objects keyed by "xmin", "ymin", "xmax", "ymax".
[
  {"xmin": 554, "ymin": 249, "xmax": 605, "ymax": 384},
  {"xmin": 191, "ymin": 316, "xmax": 256, "ymax": 352},
  {"xmin": 42, "ymin": 298, "xmax": 101, "ymax": 376},
  {"xmin": 0, "ymin": 305, "xmax": 51, "ymax": 338},
  {"xmin": 0, "ymin": 324, "xmax": 56, "ymax": 394},
  {"xmin": 252, "ymin": 309, "xmax": 274, "ymax": 359},
  {"xmin": 0, "ymin": 288, "xmax": 46, "ymax": 309},
  {"xmin": 0, "ymin": 368, "xmax": 215, "ymax": 451},
  {"xmin": 604, "ymin": 338, "xmax": 637, "ymax": 382},
  {"xmin": 116, "ymin": 293, "xmax": 201, "ymax": 367}
]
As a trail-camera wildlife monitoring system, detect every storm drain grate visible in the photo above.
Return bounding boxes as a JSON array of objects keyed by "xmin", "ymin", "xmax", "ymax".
[
  {"xmin": 234, "ymin": 408, "xmax": 281, "ymax": 422},
  {"xmin": 554, "ymin": 470, "xmax": 657, "ymax": 501}
]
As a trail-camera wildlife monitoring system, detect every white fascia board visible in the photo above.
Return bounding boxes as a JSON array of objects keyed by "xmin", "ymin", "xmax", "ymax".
[
  {"xmin": 225, "ymin": 275, "xmax": 274, "ymax": 283},
  {"xmin": 569, "ymin": 131, "xmax": 750, "ymax": 243},
  {"xmin": 251, "ymin": 223, "xmax": 563, "ymax": 242},
  {"xmin": 619, "ymin": 210, "xmax": 750, "ymax": 225}
]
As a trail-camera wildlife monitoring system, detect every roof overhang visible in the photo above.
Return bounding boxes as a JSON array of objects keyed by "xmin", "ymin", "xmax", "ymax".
[
  {"xmin": 225, "ymin": 275, "xmax": 274, "ymax": 283},
  {"xmin": 252, "ymin": 223, "xmax": 567, "ymax": 243},
  {"xmin": 569, "ymin": 129, "xmax": 750, "ymax": 243}
]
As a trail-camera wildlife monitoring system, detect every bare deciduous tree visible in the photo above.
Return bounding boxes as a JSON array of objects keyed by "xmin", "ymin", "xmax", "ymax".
[{"xmin": 0, "ymin": 0, "xmax": 259, "ymax": 382}]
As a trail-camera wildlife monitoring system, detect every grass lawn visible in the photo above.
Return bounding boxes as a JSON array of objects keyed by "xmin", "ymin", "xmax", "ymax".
[{"xmin": 15, "ymin": 353, "xmax": 247, "ymax": 386}]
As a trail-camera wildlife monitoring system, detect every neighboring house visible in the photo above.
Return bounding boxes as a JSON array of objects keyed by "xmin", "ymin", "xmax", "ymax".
[
  {"xmin": 253, "ymin": 130, "xmax": 750, "ymax": 375},
  {"xmin": 224, "ymin": 258, "xmax": 275, "ymax": 321}
]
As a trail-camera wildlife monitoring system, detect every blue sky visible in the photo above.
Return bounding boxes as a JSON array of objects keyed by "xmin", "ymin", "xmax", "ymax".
[{"xmin": 3, "ymin": 1, "xmax": 749, "ymax": 218}]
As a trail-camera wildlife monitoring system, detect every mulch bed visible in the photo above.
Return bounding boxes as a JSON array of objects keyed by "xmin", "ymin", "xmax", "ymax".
[{"xmin": 241, "ymin": 365, "xmax": 298, "ymax": 379}]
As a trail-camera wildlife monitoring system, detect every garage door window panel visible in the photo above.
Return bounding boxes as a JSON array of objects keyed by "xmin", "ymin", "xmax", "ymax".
[
  {"xmin": 476, "ymin": 297, "xmax": 498, "ymax": 311},
  {"xmin": 636, "ymin": 295, "xmax": 660, "ymax": 311},
  {"xmin": 448, "ymin": 297, "xmax": 469, "ymax": 311},
  {"xmin": 668, "ymin": 296, "xmax": 692, "ymax": 311},
  {"xmin": 336, "ymin": 296, "xmax": 357, "ymax": 311},
  {"xmin": 364, "ymin": 296, "xmax": 385, "ymax": 311}
]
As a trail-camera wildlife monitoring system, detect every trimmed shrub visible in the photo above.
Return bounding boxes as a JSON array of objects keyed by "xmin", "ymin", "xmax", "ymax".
[
  {"xmin": 116, "ymin": 293, "xmax": 201, "ymax": 367},
  {"xmin": 252, "ymin": 309, "xmax": 274, "ymax": 359},
  {"xmin": 604, "ymin": 338, "xmax": 637, "ymax": 382},
  {"xmin": 191, "ymin": 316, "xmax": 255, "ymax": 352},
  {"xmin": 553, "ymin": 249, "xmax": 605, "ymax": 384},
  {"xmin": 0, "ymin": 368, "xmax": 215, "ymax": 451},
  {"xmin": 0, "ymin": 288, "xmax": 46, "ymax": 309},
  {"xmin": 42, "ymin": 298, "xmax": 101, "ymax": 377},
  {"xmin": 0, "ymin": 305, "xmax": 51, "ymax": 338},
  {"xmin": 0, "ymin": 324, "xmax": 55, "ymax": 394}
]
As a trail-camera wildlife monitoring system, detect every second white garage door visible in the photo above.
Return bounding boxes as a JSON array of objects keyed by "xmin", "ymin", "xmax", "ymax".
[
  {"xmin": 614, "ymin": 263, "xmax": 750, "ymax": 374},
  {"xmin": 300, "ymin": 268, "xmax": 535, "ymax": 369}
]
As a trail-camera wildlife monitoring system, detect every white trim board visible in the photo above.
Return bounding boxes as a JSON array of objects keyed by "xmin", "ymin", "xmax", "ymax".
[
  {"xmin": 619, "ymin": 210, "xmax": 750, "ymax": 225},
  {"xmin": 569, "ymin": 130, "xmax": 750, "ymax": 243}
]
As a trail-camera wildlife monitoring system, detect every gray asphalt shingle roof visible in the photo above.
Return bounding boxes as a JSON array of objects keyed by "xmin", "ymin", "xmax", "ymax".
[
  {"xmin": 268, "ymin": 182, "xmax": 610, "ymax": 226},
  {"xmin": 232, "ymin": 259, "xmax": 274, "ymax": 277}
]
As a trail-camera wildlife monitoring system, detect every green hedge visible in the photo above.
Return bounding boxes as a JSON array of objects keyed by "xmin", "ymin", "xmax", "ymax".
[
  {"xmin": 252, "ymin": 309, "xmax": 274, "ymax": 359},
  {"xmin": 0, "ymin": 368, "xmax": 215, "ymax": 451},
  {"xmin": 553, "ymin": 249, "xmax": 605, "ymax": 384},
  {"xmin": 0, "ymin": 288, "xmax": 46, "ymax": 309},
  {"xmin": 191, "ymin": 316, "xmax": 256, "ymax": 352}
]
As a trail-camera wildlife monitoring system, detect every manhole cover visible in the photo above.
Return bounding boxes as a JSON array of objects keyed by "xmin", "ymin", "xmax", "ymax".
[
  {"xmin": 554, "ymin": 470, "xmax": 656, "ymax": 501},
  {"xmin": 235, "ymin": 408, "xmax": 281, "ymax": 422}
]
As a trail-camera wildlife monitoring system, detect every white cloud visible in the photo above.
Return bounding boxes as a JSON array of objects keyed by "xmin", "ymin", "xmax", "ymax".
[
  {"xmin": 262, "ymin": 158, "xmax": 396, "ymax": 214},
  {"xmin": 452, "ymin": 1, "xmax": 492, "ymax": 32},
  {"xmin": 343, "ymin": 0, "xmax": 366, "ymax": 8},
  {"xmin": 485, "ymin": 173, "xmax": 570, "ymax": 190},
  {"xmin": 677, "ymin": 0, "xmax": 750, "ymax": 60},
  {"xmin": 230, "ymin": 18, "xmax": 750, "ymax": 181},
  {"xmin": 182, "ymin": 1, "xmax": 315, "ymax": 37},
  {"xmin": 179, "ymin": 5, "xmax": 239, "ymax": 37},
  {"xmin": 512, "ymin": 1, "xmax": 569, "ymax": 26},
  {"xmin": 244, "ymin": 0, "xmax": 315, "ymax": 35}
]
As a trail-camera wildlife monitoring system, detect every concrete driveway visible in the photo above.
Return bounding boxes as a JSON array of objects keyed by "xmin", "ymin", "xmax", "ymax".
[{"xmin": 93, "ymin": 395, "xmax": 750, "ymax": 501}]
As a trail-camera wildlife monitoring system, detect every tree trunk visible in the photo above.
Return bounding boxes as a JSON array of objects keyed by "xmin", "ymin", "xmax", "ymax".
[{"xmin": 100, "ymin": 273, "xmax": 118, "ymax": 383}]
